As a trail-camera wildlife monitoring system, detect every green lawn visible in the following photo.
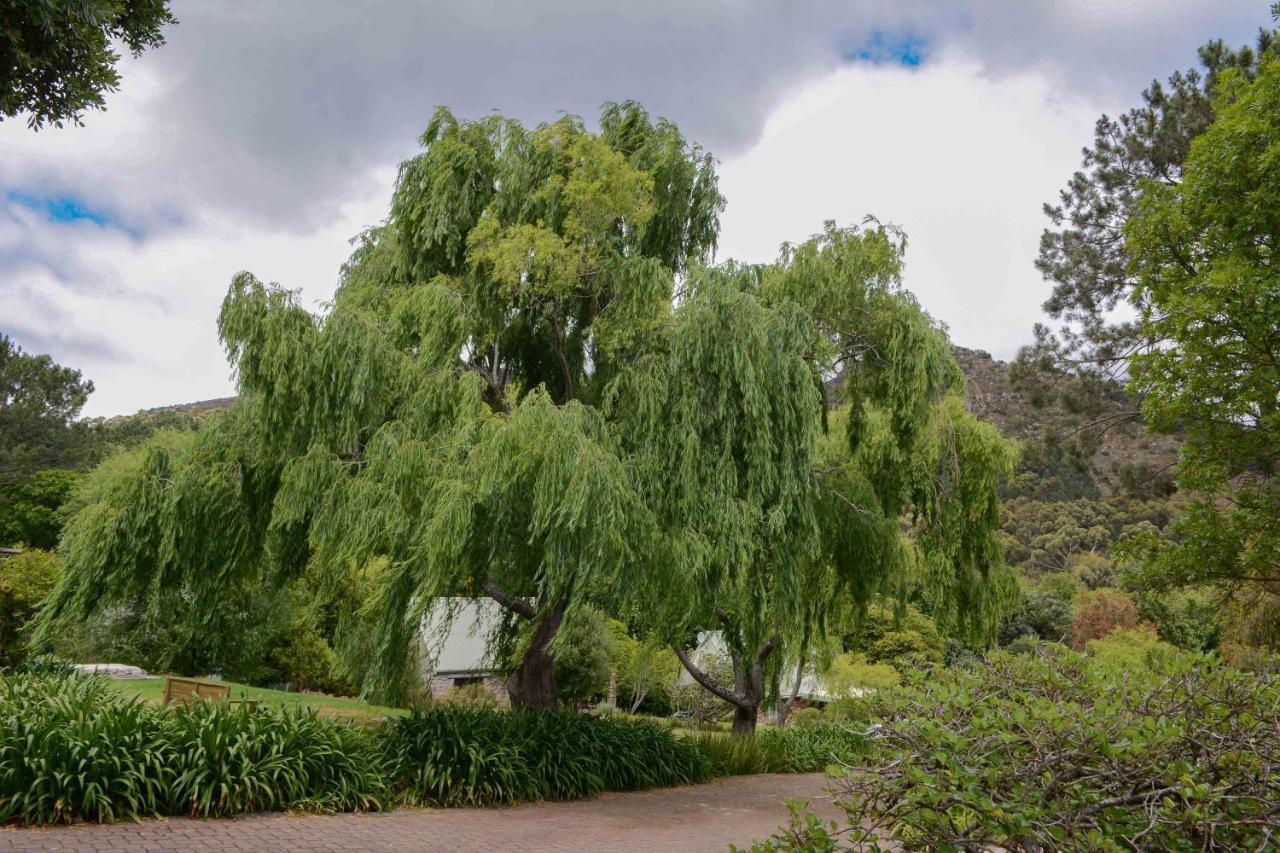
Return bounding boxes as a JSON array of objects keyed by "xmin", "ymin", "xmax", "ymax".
[{"xmin": 104, "ymin": 677, "xmax": 407, "ymax": 721}]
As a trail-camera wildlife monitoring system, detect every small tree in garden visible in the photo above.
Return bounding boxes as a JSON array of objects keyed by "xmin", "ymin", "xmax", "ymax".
[
  {"xmin": 553, "ymin": 606, "xmax": 613, "ymax": 707},
  {"xmin": 612, "ymin": 225, "xmax": 1017, "ymax": 734},
  {"xmin": 608, "ymin": 621, "xmax": 680, "ymax": 714},
  {"xmin": 1071, "ymin": 588, "xmax": 1140, "ymax": 647}
]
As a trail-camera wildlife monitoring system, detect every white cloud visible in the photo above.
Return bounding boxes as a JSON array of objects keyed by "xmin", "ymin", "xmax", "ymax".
[
  {"xmin": 716, "ymin": 57, "xmax": 1107, "ymax": 361},
  {"xmin": 0, "ymin": 173, "xmax": 394, "ymax": 417},
  {"xmin": 0, "ymin": 1, "xmax": 1269, "ymax": 416}
]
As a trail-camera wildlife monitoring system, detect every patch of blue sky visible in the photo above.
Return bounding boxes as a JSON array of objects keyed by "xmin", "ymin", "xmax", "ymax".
[
  {"xmin": 4, "ymin": 189, "xmax": 146, "ymax": 239},
  {"xmin": 840, "ymin": 31, "xmax": 928, "ymax": 68}
]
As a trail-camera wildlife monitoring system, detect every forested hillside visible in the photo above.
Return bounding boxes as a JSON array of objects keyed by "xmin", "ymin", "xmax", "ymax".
[{"xmin": 954, "ymin": 347, "xmax": 1179, "ymax": 501}]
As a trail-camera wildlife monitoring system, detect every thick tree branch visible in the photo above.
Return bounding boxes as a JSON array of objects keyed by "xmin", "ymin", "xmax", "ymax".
[
  {"xmin": 670, "ymin": 641, "xmax": 745, "ymax": 708},
  {"xmin": 482, "ymin": 580, "xmax": 536, "ymax": 620},
  {"xmin": 751, "ymin": 635, "xmax": 779, "ymax": 695},
  {"xmin": 547, "ymin": 306, "xmax": 576, "ymax": 401}
]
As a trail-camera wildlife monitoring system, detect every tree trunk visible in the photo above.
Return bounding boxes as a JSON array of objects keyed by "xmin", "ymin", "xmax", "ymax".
[
  {"xmin": 505, "ymin": 599, "xmax": 566, "ymax": 711},
  {"xmin": 671, "ymin": 631, "xmax": 777, "ymax": 737},
  {"xmin": 731, "ymin": 701, "xmax": 759, "ymax": 736}
]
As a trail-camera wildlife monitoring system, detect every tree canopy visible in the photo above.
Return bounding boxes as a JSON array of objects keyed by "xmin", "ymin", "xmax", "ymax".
[
  {"xmin": 1021, "ymin": 25, "xmax": 1277, "ymax": 383},
  {"xmin": 44, "ymin": 103, "xmax": 1014, "ymax": 726},
  {"xmin": 1120, "ymin": 53, "xmax": 1280, "ymax": 640},
  {"xmin": 0, "ymin": 0, "xmax": 175, "ymax": 129},
  {"xmin": 0, "ymin": 334, "xmax": 95, "ymax": 482}
]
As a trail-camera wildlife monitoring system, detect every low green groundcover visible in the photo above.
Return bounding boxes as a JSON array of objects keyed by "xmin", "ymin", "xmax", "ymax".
[{"xmin": 0, "ymin": 669, "xmax": 866, "ymax": 825}]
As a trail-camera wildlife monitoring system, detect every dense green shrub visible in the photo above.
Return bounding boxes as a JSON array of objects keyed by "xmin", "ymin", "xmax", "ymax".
[
  {"xmin": 381, "ymin": 706, "xmax": 708, "ymax": 806},
  {"xmin": 45, "ymin": 581, "xmax": 351, "ymax": 695},
  {"xmin": 0, "ymin": 470, "xmax": 79, "ymax": 551},
  {"xmin": 822, "ymin": 653, "xmax": 900, "ymax": 695},
  {"xmin": 788, "ymin": 707, "xmax": 824, "ymax": 728},
  {"xmin": 868, "ymin": 630, "xmax": 940, "ymax": 665},
  {"xmin": 690, "ymin": 730, "xmax": 792, "ymax": 776},
  {"xmin": 552, "ymin": 606, "xmax": 614, "ymax": 707},
  {"xmin": 1086, "ymin": 625, "xmax": 1179, "ymax": 672},
  {"xmin": 0, "ymin": 548, "xmax": 61, "ymax": 666},
  {"xmin": 441, "ymin": 681, "xmax": 504, "ymax": 710},
  {"xmin": 693, "ymin": 724, "xmax": 867, "ymax": 777},
  {"xmin": 845, "ymin": 603, "xmax": 944, "ymax": 666},
  {"xmin": 759, "ymin": 724, "xmax": 867, "ymax": 773},
  {"xmin": 1131, "ymin": 588, "xmax": 1220, "ymax": 652},
  {"xmin": 754, "ymin": 649, "xmax": 1280, "ymax": 850},
  {"xmin": 999, "ymin": 588, "xmax": 1073, "ymax": 644}
]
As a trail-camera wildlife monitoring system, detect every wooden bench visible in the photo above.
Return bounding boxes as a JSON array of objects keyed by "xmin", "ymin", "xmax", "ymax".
[{"xmin": 162, "ymin": 676, "xmax": 260, "ymax": 709}]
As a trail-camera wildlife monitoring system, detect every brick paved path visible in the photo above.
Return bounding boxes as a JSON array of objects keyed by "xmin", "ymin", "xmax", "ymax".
[{"xmin": 0, "ymin": 773, "xmax": 839, "ymax": 852}]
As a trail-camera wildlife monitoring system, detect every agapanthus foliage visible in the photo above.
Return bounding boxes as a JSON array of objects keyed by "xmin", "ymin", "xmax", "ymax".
[{"xmin": 44, "ymin": 103, "xmax": 1014, "ymax": 718}]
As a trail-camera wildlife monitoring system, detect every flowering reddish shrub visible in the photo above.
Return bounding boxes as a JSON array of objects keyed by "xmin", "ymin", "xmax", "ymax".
[{"xmin": 1070, "ymin": 588, "xmax": 1138, "ymax": 648}]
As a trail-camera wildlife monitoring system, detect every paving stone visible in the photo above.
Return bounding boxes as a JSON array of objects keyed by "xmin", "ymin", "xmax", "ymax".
[{"xmin": 0, "ymin": 774, "xmax": 839, "ymax": 852}]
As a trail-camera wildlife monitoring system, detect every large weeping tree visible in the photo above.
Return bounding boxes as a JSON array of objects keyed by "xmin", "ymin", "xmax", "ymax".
[
  {"xmin": 43, "ymin": 102, "xmax": 723, "ymax": 709},
  {"xmin": 609, "ymin": 224, "xmax": 1017, "ymax": 734},
  {"xmin": 43, "ymin": 104, "xmax": 1013, "ymax": 718}
]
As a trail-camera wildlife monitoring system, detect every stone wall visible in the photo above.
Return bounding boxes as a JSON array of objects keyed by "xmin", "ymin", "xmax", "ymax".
[{"xmin": 428, "ymin": 672, "xmax": 509, "ymax": 706}]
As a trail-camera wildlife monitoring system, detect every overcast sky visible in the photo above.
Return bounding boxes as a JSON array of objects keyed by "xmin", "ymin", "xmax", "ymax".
[{"xmin": 0, "ymin": 1, "xmax": 1269, "ymax": 417}]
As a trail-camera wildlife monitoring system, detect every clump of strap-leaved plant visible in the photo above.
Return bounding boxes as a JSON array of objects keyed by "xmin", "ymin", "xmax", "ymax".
[
  {"xmin": 742, "ymin": 646, "xmax": 1280, "ymax": 852},
  {"xmin": 3, "ymin": 668, "xmax": 863, "ymax": 825},
  {"xmin": 0, "ymin": 669, "xmax": 388, "ymax": 825},
  {"xmin": 0, "ymin": 665, "xmax": 880, "ymax": 826}
]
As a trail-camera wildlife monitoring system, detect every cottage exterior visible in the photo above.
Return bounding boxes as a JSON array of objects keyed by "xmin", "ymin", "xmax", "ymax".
[{"xmin": 418, "ymin": 598, "xmax": 509, "ymax": 702}]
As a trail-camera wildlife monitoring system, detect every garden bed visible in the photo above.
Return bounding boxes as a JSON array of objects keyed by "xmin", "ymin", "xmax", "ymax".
[{"xmin": 0, "ymin": 669, "xmax": 865, "ymax": 826}]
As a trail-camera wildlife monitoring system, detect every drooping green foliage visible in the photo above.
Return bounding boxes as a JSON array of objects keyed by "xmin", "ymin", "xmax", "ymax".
[
  {"xmin": 604, "ymin": 221, "xmax": 1016, "ymax": 733},
  {"xmin": 0, "ymin": 337, "xmax": 212, "ymax": 550},
  {"xmin": 47, "ymin": 104, "xmax": 1013, "ymax": 718},
  {"xmin": 0, "ymin": 0, "xmax": 176, "ymax": 129},
  {"xmin": 605, "ymin": 260, "xmax": 826, "ymax": 731},
  {"xmin": 41, "ymin": 416, "xmax": 279, "ymax": 637},
  {"xmin": 48, "ymin": 103, "xmax": 725, "ymax": 708}
]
